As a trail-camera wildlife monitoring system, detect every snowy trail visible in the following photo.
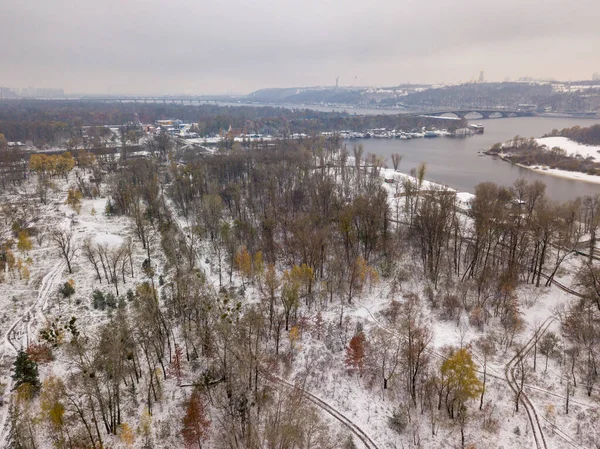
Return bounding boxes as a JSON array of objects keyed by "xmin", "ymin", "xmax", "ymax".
[
  {"xmin": 0, "ymin": 260, "xmax": 66, "ymax": 447},
  {"xmin": 504, "ymin": 317, "xmax": 554, "ymax": 449},
  {"xmin": 263, "ymin": 373, "xmax": 381, "ymax": 449},
  {"xmin": 353, "ymin": 298, "xmax": 588, "ymax": 449},
  {"xmin": 164, "ymin": 196, "xmax": 218, "ymax": 296}
]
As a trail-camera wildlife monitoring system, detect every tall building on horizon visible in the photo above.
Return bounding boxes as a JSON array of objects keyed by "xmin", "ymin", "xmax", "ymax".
[{"xmin": 478, "ymin": 71, "xmax": 485, "ymax": 83}]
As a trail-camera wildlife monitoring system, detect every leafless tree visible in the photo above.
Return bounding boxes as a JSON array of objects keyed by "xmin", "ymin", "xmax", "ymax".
[{"xmin": 51, "ymin": 228, "xmax": 78, "ymax": 273}]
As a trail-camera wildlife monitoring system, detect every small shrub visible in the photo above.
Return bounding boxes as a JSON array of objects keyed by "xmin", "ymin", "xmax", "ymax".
[
  {"xmin": 423, "ymin": 284, "xmax": 436, "ymax": 308},
  {"xmin": 59, "ymin": 281, "xmax": 75, "ymax": 298},
  {"xmin": 105, "ymin": 293, "xmax": 117, "ymax": 309},
  {"xmin": 442, "ymin": 294, "xmax": 461, "ymax": 321},
  {"xmin": 379, "ymin": 259, "xmax": 395, "ymax": 279},
  {"xmin": 66, "ymin": 316, "xmax": 80, "ymax": 338},
  {"xmin": 343, "ymin": 437, "xmax": 358, "ymax": 449},
  {"xmin": 142, "ymin": 259, "xmax": 154, "ymax": 277},
  {"xmin": 105, "ymin": 200, "xmax": 116, "ymax": 216},
  {"xmin": 92, "ymin": 290, "xmax": 106, "ymax": 310},
  {"xmin": 126, "ymin": 289, "xmax": 135, "ymax": 301},
  {"xmin": 26, "ymin": 343, "xmax": 54, "ymax": 364},
  {"xmin": 39, "ymin": 321, "xmax": 63, "ymax": 347},
  {"xmin": 469, "ymin": 306, "xmax": 485, "ymax": 331},
  {"xmin": 388, "ymin": 407, "xmax": 408, "ymax": 434}
]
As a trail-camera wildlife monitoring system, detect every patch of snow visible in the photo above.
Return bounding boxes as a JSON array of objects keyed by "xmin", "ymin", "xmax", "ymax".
[
  {"xmin": 536, "ymin": 136, "xmax": 600, "ymax": 160},
  {"xmin": 516, "ymin": 163, "xmax": 600, "ymax": 184},
  {"xmin": 92, "ymin": 233, "xmax": 125, "ymax": 247}
]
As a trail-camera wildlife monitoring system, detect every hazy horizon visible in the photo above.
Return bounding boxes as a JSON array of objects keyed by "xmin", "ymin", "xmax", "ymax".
[{"xmin": 2, "ymin": 0, "xmax": 600, "ymax": 96}]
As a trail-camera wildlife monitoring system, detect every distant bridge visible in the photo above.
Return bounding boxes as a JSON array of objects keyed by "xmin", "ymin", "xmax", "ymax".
[
  {"xmin": 423, "ymin": 109, "xmax": 535, "ymax": 119},
  {"xmin": 0, "ymin": 96, "xmax": 224, "ymax": 104},
  {"xmin": 77, "ymin": 96, "xmax": 222, "ymax": 104}
]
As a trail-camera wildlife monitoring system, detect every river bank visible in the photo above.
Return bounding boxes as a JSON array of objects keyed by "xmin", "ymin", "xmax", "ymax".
[
  {"xmin": 483, "ymin": 134, "xmax": 600, "ymax": 186},
  {"xmin": 351, "ymin": 116, "xmax": 600, "ymax": 201},
  {"xmin": 492, "ymin": 154, "xmax": 600, "ymax": 185}
]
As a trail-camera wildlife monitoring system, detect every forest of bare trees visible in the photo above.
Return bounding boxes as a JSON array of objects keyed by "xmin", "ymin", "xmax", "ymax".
[{"xmin": 2, "ymin": 128, "xmax": 600, "ymax": 448}]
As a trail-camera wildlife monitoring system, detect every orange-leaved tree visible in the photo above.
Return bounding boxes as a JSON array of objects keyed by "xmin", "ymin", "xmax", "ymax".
[
  {"xmin": 345, "ymin": 332, "xmax": 367, "ymax": 377},
  {"xmin": 182, "ymin": 390, "xmax": 211, "ymax": 449}
]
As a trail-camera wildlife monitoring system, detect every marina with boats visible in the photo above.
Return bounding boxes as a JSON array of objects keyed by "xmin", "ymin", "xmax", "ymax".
[{"xmin": 334, "ymin": 123, "xmax": 484, "ymax": 140}]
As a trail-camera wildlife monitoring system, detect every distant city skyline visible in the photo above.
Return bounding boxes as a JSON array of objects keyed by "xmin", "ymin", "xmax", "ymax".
[
  {"xmin": 1, "ymin": 0, "xmax": 599, "ymax": 96},
  {"xmin": 2, "ymin": 74, "xmax": 599, "ymax": 98}
]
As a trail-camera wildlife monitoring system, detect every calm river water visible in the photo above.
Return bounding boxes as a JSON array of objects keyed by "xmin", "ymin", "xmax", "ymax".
[{"xmin": 349, "ymin": 117, "xmax": 600, "ymax": 201}]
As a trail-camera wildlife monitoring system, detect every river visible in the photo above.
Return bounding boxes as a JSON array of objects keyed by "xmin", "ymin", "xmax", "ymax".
[{"xmin": 348, "ymin": 117, "xmax": 600, "ymax": 202}]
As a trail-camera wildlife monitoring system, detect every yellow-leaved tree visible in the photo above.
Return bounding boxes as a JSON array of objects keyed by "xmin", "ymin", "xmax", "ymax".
[
  {"xmin": 65, "ymin": 189, "xmax": 83, "ymax": 214},
  {"xmin": 119, "ymin": 422, "xmax": 136, "ymax": 448},
  {"xmin": 253, "ymin": 251, "xmax": 264, "ymax": 283},
  {"xmin": 138, "ymin": 407, "xmax": 152, "ymax": 447},
  {"xmin": 289, "ymin": 325, "xmax": 301, "ymax": 355},
  {"xmin": 55, "ymin": 152, "xmax": 75, "ymax": 178},
  {"xmin": 234, "ymin": 246, "xmax": 252, "ymax": 287},
  {"xmin": 347, "ymin": 256, "xmax": 378, "ymax": 303},
  {"xmin": 17, "ymin": 230, "xmax": 33, "ymax": 252},
  {"xmin": 441, "ymin": 347, "xmax": 482, "ymax": 448},
  {"xmin": 40, "ymin": 375, "xmax": 67, "ymax": 445}
]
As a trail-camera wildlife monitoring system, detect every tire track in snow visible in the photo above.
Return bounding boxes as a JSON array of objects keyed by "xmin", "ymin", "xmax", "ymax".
[
  {"xmin": 504, "ymin": 317, "xmax": 554, "ymax": 449},
  {"xmin": 262, "ymin": 373, "xmax": 380, "ymax": 449},
  {"xmin": 355, "ymin": 301, "xmax": 586, "ymax": 449},
  {"xmin": 0, "ymin": 258, "xmax": 66, "ymax": 447}
]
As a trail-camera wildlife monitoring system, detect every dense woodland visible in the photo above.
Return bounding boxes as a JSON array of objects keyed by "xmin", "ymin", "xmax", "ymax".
[
  {"xmin": 1, "ymin": 124, "xmax": 600, "ymax": 448},
  {"xmin": 0, "ymin": 101, "xmax": 465, "ymax": 147}
]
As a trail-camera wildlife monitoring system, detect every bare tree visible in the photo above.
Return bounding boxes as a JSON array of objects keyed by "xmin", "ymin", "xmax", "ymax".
[
  {"xmin": 391, "ymin": 153, "xmax": 403, "ymax": 171},
  {"xmin": 83, "ymin": 238, "xmax": 103, "ymax": 282},
  {"xmin": 51, "ymin": 228, "xmax": 78, "ymax": 273}
]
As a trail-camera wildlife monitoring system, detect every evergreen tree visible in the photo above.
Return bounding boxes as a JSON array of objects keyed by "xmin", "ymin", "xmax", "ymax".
[{"xmin": 12, "ymin": 350, "xmax": 40, "ymax": 392}]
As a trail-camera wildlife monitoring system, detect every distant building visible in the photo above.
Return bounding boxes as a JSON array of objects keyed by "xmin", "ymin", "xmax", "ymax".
[
  {"xmin": 19, "ymin": 87, "xmax": 64, "ymax": 98},
  {"xmin": 0, "ymin": 87, "xmax": 18, "ymax": 99},
  {"xmin": 517, "ymin": 104, "xmax": 537, "ymax": 112},
  {"xmin": 593, "ymin": 72, "xmax": 600, "ymax": 81},
  {"xmin": 478, "ymin": 71, "xmax": 485, "ymax": 83}
]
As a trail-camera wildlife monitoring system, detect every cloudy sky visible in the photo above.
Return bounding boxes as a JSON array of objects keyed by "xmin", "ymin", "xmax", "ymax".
[{"xmin": 1, "ymin": 0, "xmax": 599, "ymax": 95}]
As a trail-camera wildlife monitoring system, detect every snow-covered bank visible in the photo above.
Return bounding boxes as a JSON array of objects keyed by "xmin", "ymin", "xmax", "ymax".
[
  {"xmin": 515, "ymin": 162, "xmax": 600, "ymax": 185},
  {"xmin": 492, "ymin": 135, "xmax": 600, "ymax": 184},
  {"xmin": 378, "ymin": 166, "xmax": 475, "ymax": 204},
  {"xmin": 536, "ymin": 136, "xmax": 600, "ymax": 160}
]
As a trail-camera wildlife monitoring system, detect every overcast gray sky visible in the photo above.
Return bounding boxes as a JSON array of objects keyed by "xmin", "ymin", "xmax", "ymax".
[{"xmin": 1, "ymin": 0, "xmax": 599, "ymax": 95}]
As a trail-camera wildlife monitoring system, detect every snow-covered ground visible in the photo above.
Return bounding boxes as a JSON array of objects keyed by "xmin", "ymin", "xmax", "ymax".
[
  {"xmin": 536, "ymin": 136, "xmax": 600, "ymax": 161},
  {"xmin": 0, "ymin": 172, "xmax": 171, "ymax": 448},
  {"xmin": 500, "ymin": 136, "xmax": 600, "ymax": 184},
  {"xmin": 514, "ymin": 162, "xmax": 600, "ymax": 184},
  {"xmin": 2, "ymin": 152, "xmax": 597, "ymax": 449}
]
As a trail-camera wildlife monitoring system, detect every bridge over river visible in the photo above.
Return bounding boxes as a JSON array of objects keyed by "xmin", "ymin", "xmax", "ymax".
[{"xmin": 422, "ymin": 109, "xmax": 535, "ymax": 119}]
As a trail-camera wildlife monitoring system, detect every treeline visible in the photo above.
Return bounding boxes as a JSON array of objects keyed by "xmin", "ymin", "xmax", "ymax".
[
  {"xmin": 545, "ymin": 124, "xmax": 600, "ymax": 145},
  {"xmin": 487, "ymin": 137, "xmax": 600, "ymax": 175},
  {"xmin": 399, "ymin": 82, "xmax": 600, "ymax": 112},
  {"xmin": 0, "ymin": 100, "xmax": 465, "ymax": 145}
]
